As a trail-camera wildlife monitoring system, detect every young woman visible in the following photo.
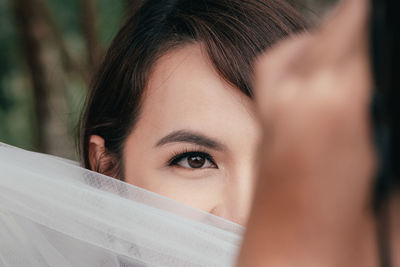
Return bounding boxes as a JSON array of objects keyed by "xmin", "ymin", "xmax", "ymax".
[
  {"xmin": 80, "ymin": 0, "xmax": 307, "ymax": 225},
  {"xmin": 2, "ymin": 0, "xmax": 397, "ymax": 266},
  {"xmin": 0, "ymin": 1, "xmax": 309, "ymax": 266}
]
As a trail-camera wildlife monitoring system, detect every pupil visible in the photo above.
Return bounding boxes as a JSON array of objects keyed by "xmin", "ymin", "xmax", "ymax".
[{"xmin": 188, "ymin": 156, "xmax": 205, "ymax": 168}]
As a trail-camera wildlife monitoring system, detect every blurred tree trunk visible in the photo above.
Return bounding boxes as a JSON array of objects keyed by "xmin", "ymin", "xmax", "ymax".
[
  {"xmin": 12, "ymin": 0, "xmax": 74, "ymax": 158},
  {"xmin": 43, "ymin": 2, "xmax": 90, "ymax": 85},
  {"xmin": 80, "ymin": 0, "xmax": 102, "ymax": 75}
]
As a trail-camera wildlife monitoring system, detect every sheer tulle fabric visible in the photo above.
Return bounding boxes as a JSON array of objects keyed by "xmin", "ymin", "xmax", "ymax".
[{"xmin": 0, "ymin": 143, "xmax": 243, "ymax": 266}]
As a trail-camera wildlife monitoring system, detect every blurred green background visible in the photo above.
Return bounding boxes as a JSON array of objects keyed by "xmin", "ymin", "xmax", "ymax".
[{"xmin": 0, "ymin": 0, "xmax": 336, "ymax": 160}]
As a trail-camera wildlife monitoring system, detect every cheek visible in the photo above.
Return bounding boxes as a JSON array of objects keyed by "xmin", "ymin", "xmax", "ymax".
[{"xmin": 126, "ymin": 166, "xmax": 226, "ymax": 212}]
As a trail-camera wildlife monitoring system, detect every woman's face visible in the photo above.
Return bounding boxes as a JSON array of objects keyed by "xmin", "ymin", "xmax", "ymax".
[{"xmin": 122, "ymin": 44, "xmax": 261, "ymax": 225}]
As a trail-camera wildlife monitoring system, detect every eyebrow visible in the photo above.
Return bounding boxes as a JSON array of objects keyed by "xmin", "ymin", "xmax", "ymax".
[{"xmin": 155, "ymin": 130, "xmax": 227, "ymax": 151}]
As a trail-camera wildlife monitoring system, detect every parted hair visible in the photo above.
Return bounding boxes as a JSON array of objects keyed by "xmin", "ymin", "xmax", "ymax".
[{"xmin": 79, "ymin": 0, "xmax": 308, "ymax": 178}]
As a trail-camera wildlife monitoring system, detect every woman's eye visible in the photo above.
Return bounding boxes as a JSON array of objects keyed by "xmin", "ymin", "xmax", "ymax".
[{"xmin": 169, "ymin": 152, "xmax": 217, "ymax": 169}]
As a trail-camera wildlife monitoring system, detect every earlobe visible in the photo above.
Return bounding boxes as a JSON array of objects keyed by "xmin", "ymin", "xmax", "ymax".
[{"xmin": 88, "ymin": 135, "xmax": 106, "ymax": 171}]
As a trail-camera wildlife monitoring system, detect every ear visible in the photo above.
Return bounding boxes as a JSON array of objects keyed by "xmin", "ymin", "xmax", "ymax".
[{"xmin": 88, "ymin": 135, "xmax": 106, "ymax": 171}]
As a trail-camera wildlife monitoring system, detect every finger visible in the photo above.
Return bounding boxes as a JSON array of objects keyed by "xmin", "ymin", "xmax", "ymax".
[
  {"xmin": 318, "ymin": 0, "xmax": 372, "ymax": 104},
  {"xmin": 255, "ymin": 0, "xmax": 370, "ymax": 88},
  {"xmin": 314, "ymin": 0, "xmax": 370, "ymax": 65},
  {"xmin": 254, "ymin": 34, "xmax": 312, "ymax": 103},
  {"xmin": 255, "ymin": 0, "xmax": 371, "ymax": 109}
]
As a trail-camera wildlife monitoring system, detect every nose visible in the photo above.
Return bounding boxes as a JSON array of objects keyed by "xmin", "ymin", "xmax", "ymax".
[{"xmin": 210, "ymin": 167, "xmax": 256, "ymax": 226}]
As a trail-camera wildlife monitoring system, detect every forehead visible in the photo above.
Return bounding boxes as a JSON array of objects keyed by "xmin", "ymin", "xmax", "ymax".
[
  {"xmin": 147, "ymin": 44, "xmax": 239, "ymax": 105},
  {"xmin": 135, "ymin": 43, "xmax": 260, "ymax": 145}
]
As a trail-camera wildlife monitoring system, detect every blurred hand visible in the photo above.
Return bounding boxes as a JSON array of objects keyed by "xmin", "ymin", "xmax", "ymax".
[{"xmin": 238, "ymin": 0, "xmax": 379, "ymax": 266}]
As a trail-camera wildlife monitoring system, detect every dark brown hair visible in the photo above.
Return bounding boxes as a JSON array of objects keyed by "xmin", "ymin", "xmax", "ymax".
[{"xmin": 79, "ymin": 0, "xmax": 308, "ymax": 178}]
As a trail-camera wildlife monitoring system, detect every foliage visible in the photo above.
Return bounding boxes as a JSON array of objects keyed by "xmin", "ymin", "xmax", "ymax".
[{"xmin": 0, "ymin": 0, "xmax": 124, "ymax": 158}]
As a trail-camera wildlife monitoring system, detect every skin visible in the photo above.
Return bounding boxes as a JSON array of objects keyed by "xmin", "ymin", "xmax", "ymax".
[
  {"xmin": 238, "ymin": 0, "xmax": 399, "ymax": 266},
  {"xmin": 89, "ymin": 44, "xmax": 261, "ymax": 226}
]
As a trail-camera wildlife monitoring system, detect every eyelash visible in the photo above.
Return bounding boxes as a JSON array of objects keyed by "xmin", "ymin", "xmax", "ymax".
[{"xmin": 167, "ymin": 148, "xmax": 218, "ymax": 169}]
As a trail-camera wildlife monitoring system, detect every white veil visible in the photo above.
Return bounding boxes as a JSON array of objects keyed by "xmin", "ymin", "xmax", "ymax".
[{"xmin": 0, "ymin": 142, "xmax": 243, "ymax": 267}]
